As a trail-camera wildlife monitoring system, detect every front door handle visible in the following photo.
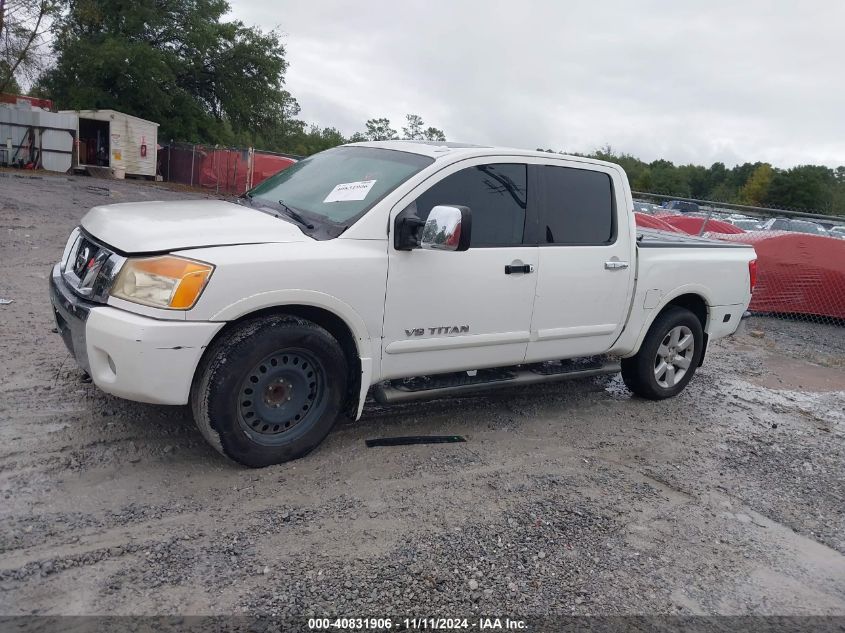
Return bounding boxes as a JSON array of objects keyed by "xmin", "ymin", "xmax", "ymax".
[
  {"xmin": 604, "ymin": 261, "xmax": 629, "ymax": 270},
  {"xmin": 505, "ymin": 263, "xmax": 534, "ymax": 275}
]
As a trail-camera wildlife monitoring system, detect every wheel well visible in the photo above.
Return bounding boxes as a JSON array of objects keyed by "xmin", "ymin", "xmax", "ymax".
[
  {"xmin": 207, "ymin": 305, "xmax": 361, "ymax": 418},
  {"xmin": 665, "ymin": 293, "xmax": 708, "ymax": 331}
]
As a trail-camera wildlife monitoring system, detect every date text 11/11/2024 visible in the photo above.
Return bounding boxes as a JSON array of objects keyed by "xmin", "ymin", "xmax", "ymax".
[{"xmin": 307, "ymin": 617, "xmax": 528, "ymax": 630}]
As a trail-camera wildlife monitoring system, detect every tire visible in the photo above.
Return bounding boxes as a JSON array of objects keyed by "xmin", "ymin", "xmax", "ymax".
[
  {"xmin": 191, "ymin": 315, "xmax": 348, "ymax": 468},
  {"xmin": 621, "ymin": 306, "xmax": 704, "ymax": 400}
]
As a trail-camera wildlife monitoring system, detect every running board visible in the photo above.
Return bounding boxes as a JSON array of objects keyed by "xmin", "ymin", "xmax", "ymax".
[{"xmin": 372, "ymin": 357, "xmax": 621, "ymax": 404}]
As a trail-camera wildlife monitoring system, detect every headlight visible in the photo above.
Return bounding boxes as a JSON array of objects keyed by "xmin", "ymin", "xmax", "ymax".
[{"xmin": 111, "ymin": 255, "xmax": 214, "ymax": 310}]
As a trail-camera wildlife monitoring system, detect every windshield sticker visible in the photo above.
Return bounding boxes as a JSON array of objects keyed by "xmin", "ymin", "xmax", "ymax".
[{"xmin": 323, "ymin": 180, "xmax": 377, "ymax": 203}]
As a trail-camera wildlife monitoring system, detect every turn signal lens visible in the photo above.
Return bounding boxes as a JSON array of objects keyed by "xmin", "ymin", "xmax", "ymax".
[
  {"xmin": 748, "ymin": 259, "xmax": 758, "ymax": 292},
  {"xmin": 111, "ymin": 256, "xmax": 214, "ymax": 310}
]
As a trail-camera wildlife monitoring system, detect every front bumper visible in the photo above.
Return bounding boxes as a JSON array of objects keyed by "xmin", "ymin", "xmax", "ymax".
[
  {"xmin": 49, "ymin": 264, "xmax": 224, "ymax": 405},
  {"xmin": 50, "ymin": 264, "xmax": 94, "ymax": 374}
]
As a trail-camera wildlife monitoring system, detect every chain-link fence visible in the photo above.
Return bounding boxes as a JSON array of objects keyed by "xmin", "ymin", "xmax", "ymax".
[
  {"xmin": 632, "ymin": 193, "xmax": 845, "ymax": 326},
  {"xmin": 158, "ymin": 142, "xmax": 299, "ymax": 195}
]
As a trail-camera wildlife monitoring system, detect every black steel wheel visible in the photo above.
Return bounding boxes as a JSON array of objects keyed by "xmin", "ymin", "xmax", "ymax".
[
  {"xmin": 191, "ymin": 315, "xmax": 348, "ymax": 467},
  {"xmin": 237, "ymin": 349, "xmax": 328, "ymax": 445}
]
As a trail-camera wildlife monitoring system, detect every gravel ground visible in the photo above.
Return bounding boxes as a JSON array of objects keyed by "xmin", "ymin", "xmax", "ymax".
[{"xmin": 0, "ymin": 173, "xmax": 843, "ymax": 617}]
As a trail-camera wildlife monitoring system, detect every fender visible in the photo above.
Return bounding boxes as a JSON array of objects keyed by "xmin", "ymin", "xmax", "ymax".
[
  {"xmin": 209, "ymin": 289, "xmax": 376, "ymax": 420},
  {"xmin": 616, "ymin": 283, "xmax": 714, "ymax": 358}
]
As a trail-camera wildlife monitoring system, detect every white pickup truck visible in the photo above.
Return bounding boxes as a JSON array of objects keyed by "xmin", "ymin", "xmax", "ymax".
[{"xmin": 50, "ymin": 141, "xmax": 757, "ymax": 467}]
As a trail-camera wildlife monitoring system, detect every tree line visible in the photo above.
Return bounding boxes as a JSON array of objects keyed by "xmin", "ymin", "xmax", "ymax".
[
  {"xmin": 566, "ymin": 146, "xmax": 845, "ymax": 215},
  {"xmin": 1, "ymin": 0, "xmax": 842, "ymax": 215}
]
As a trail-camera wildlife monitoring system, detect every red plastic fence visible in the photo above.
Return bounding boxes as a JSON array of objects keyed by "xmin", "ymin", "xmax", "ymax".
[
  {"xmin": 252, "ymin": 152, "xmax": 297, "ymax": 189},
  {"xmin": 660, "ymin": 215, "xmax": 744, "ymax": 235},
  {"xmin": 634, "ymin": 212, "xmax": 685, "ymax": 233},
  {"xmin": 712, "ymin": 232, "xmax": 845, "ymax": 320},
  {"xmin": 635, "ymin": 211, "xmax": 845, "ymax": 321},
  {"xmin": 160, "ymin": 144, "xmax": 297, "ymax": 194}
]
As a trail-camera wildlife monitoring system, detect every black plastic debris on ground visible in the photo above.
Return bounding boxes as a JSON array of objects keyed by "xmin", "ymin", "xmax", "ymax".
[{"xmin": 365, "ymin": 435, "xmax": 466, "ymax": 448}]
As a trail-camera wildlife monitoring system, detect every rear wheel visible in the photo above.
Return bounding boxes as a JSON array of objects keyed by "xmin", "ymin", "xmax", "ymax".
[
  {"xmin": 191, "ymin": 315, "xmax": 348, "ymax": 467},
  {"xmin": 621, "ymin": 306, "xmax": 703, "ymax": 400}
]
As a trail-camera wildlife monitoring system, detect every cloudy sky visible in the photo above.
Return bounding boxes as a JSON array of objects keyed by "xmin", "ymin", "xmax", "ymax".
[{"xmin": 229, "ymin": 0, "xmax": 843, "ymax": 168}]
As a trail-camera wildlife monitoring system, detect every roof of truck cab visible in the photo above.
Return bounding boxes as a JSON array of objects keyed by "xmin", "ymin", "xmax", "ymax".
[{"xmin": 348, "ymin": 140, "xmax": 620, "ymax": 168}]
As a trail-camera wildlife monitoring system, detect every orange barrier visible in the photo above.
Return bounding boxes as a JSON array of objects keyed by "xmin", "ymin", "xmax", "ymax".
[
  {"xmin": 715, "ymin": 231, "xmax": 845, "ymax": 320},
  {"xmin": 160, "ymin": 144, "xmax": 297, "ymax": 194},
  {"xmin": 660, "ymin": 215, "xmax": 744, "ymax": 235},
  {"xmin": 634, "ymin": 212, "xmax": 685, "ymax": 233}
]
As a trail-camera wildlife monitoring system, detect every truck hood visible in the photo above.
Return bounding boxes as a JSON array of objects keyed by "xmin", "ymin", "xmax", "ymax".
[{"xmin": 80, "ymin": 199, "xmax": 309, "ymax": 253}]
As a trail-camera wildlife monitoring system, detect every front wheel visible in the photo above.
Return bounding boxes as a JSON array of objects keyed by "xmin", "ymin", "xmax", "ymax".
[
  {"xmin": 191, "ymin": 315, "xmax": 348, "ymax": 467},
  {"xmin": 621, "ymin": 306, "xmax": 704, "ymax": 400}
]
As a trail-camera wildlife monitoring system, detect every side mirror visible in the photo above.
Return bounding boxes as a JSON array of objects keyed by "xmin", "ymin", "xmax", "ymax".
[{"xmin": 420, "ymin": 205, "xmax": 472, "ymax": 251}]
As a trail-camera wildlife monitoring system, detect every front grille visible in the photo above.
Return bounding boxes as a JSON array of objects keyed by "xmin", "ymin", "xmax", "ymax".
[{"xmin": 62, "ymin": 231, "xmax": 117, "ymax": 302}]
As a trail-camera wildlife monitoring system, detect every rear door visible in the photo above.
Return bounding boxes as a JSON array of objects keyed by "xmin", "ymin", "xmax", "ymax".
[{"xmin": 525, "ymin": 161, "xmax": 635, "ymax": 362}]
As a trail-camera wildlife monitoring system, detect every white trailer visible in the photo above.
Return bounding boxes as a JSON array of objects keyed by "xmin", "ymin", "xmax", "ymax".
[{"xmin": 60, "ymin": 109, "xmax": 159, "ymax": 179}]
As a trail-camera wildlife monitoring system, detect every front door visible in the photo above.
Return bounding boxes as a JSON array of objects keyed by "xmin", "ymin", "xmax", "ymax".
[
  {"xmin": 525, "ymin": 161, "xmax": 635, "ymax": 362},
  {"xmin": 381, "ymin": 160, "xmax": 539, "ymax": 379}
]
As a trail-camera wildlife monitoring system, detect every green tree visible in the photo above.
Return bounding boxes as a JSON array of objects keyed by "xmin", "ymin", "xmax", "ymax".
[
  {"xmin": 831, "ymin": 167, "xmax": 845, "ymax": 213},
  {"xmin": 708, "ymin": 181, "xmax": 739, "ymax": 203},
  {"xmin": 0, "ymin": 0, "xmax": 59, "ymax": 93},
  {"xmin": 400, "ymin": 114, "xmax": 446, "ymax": 141},
  {"xmin": 727, "ymin": 162, "xmax": 761, "ymax": 192},
  {"xmin": 362, "ymin": 114, "xmax": 444, "ymax": 142},
  {"xmin": 279, "ymin": 125, "xmax": 346, "ymax": 156},
  {"xmin": 632, "ymin": 167, "xmax": 653, "ymax": 192},
  {"xmin": 581, "ymin": 147, "xmax": 841, "ymax": 214},
  {"xmin": 679, "ymin": 164, "xmax": 710, "ymax": 199},
  {"xmin": 423, "ymin": 126, "xmax": 446, "ymax": 141},
  {"xmin": 38, "ymin": 0, "xmax": 298, "ymax": 145},
  {"xmin": 364, "ymin": 117, "xmax": 397, "ymax": 141},
  {"xmin": 0, "ymin": 61, "xmax": 22, "ymax": 93},
  {"xmin": 738, "ymin": 163, "xmax": 773, "ymax": 206},
  {"xmin": 648, "ymin": 159, "xmax": 688, "ymax": 195},
  {"xmin": 767, "ymin": 165, "xmax": 836, "ymax": 212},
  {"xmin": 402, "ymin": 114, "xmax": 424, "ymax": 140},
  {"xmin": 705, "ymin": 162, "xmax": 728, "ymax": 198}
]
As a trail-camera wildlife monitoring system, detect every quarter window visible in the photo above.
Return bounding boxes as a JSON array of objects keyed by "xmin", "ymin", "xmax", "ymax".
[
  {"xmin": 411, "ymin": 163, "xmax": 527, "ymax": 246},
  {"xmin": 542, "ymin": 166, "xmax": 614, "ymax": 245}
]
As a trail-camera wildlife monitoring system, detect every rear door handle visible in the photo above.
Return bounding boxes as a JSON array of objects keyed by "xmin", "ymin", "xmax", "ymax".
[
  {"xmin": 505, "ymin": 264, "xmax": 534, "ymax": 275},
  {"xmin": 604, "ymin": 261, "xmax": 629, "ymax": 270}
]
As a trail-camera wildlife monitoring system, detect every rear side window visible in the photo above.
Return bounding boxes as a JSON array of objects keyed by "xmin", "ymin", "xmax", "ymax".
[
  {"xmin": 541, "ymin": 166, "xmax": 614, "ymax": 245},
  {"xmin": 412, "ymin": 163, "xmax": 527, "ymax": 246}
]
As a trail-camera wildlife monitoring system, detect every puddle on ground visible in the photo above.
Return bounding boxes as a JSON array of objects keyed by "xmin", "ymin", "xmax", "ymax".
[{"xmin": 750, "ymin": 351, "xmax": 845, "ymax": 392}]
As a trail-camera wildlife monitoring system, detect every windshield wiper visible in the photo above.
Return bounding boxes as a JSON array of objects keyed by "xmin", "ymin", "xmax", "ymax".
[
  {"xmin": 246, "ymin": 195, "xmax": 315, "ymax": 230},
  {"xmin": 275, "ymin": 200, "xmax": 314, "ymax": 230}
]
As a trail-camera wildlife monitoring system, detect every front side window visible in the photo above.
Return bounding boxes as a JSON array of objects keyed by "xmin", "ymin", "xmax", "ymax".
[
  {"xmin": 410, "ymin": 163, "xmax": 528, "ymax": 246},
  {"xmin": 541, "ymin": 166, "xmax": 614, "ymax": 245}
]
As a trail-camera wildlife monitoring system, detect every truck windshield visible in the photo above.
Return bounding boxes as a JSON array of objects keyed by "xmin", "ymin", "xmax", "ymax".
[{"xmin": 248, "ymin": 146, "xmax": 433, "ymax": 226}]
